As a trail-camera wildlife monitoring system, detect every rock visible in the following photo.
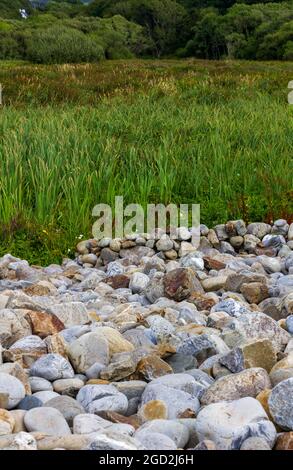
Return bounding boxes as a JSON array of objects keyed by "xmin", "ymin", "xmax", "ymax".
[
  {"xmin": 141, "ymin": 384, "xmax": 200, "ymax": 419},
  {"xmin": 0, "ymin": 309, "xmax": 31, "ymax": 348},
  {"xmin": 268, "ymin": 378, "xmax": 293, "ymax": 429},
  {"xmin": 136, "ymin": 355, "xmax": 172, "ymax": 381},
  {"xmin": 164, "ymin": 268, "xmax": 204, "ymax": 301},
  {"xmin": 68, "ymin": 332, "xmax": 109, "ymax": 373},
  {"xmin": 17, "ymin": 396, "xmax": 43, "ymax": 410},
  {"xmin": 195, "ymin": 397, "xmax": 276, "ymax": 450},
  {"xmin": 137, "ymin": 419, "xmax": 189, "ymax": 448},
  {"xmin": 240, "ymin": 282, "xmax": 269, "ymax": 304},
  {"xmin": 286, "ymin": 315, "xmax": 293, "ymax": 334},
  {"xmin": 240, "ymin": 437, "xmax": 271, "ymax": 450},
  {"xmin": 100, "ymin": 248, "xmax": 119, "ymax": 264},
  {"xmin": 129, "ymin": 272, "xmax": 149, "ymax": 293},
  {"xmin": 166, "ymin": 353, "xmax": 198, "ymax": 373},
  {"xmin": 156, "ymin": 235, "xmax": 173, "ymax": 252},
  {"xmin": 29, "ymin": 377, "xmax": 53, "ymax": 393},
  {"xmin": 76, "ymin": 384, "xmax": 128, "ymax": 414},
  {"xmin": 45, "ymin": 395, "xmax": 84, "ymax": 426},
  {"xmin": 201, "ymin": 368, "xmax": 271, "ymax": 405},
  {"xmin": 247, "ymin": 223, "xmax": 271, "ymax": 239},
  {"xmin": 0, "ymin": 373, "xmax": 25, "ymax": 409},
  {"xmin": 48, "ymin": 302, "xmax": 89, "ymax": 327},
  {"xmin": 6, "ymin": 335, "xmax": 47, "ymax": 368},
  {"xmin": 0, "ymin": 362, "xmax": 31, "ymax": 395},
  {"xmin": 144, "ymin": 274, "xmax": 165, "ymax": 303},
  {"xmin": 288, "ymin": 223, "xmax": 293, "ymax": 241},
  {"xmin": 2, "ymin": 432, "xmax": 37, "ymax": 450},
  {"xmin": 201, "ymin": 276, "xmax": 227, "ymax": 292},
  {"xmin": 225, "ymin": 272, "xmax": 267, "ymax": 293},
  {"xmin": 135, "ymin": 431, "xmax": 176, "ymax": 450},
  {"xmin": 194, "ymin": 440, "xmax": 217, "ymax": 450},
  {"xmin": 100, "ymin": 354, "xmax": 136, "ymax": 381},
  {"xmin": 73, "ymin": 413, "xmax": 110, "ymax": 434},
  {"xmin": 0, "ymin": 409, "xmax": 14, "ymax": 435},
  {"xmin": 33, "ymin": 391, "xmax": 60, "ymax": 403},
  {"xmin": 104, "ymin": 274, "xmax": 130, "ymax": 289},
  {"xmin": 222, "ymin": 312, "xmax": 290, "ymax": 353},
  {"xmin": 30, "ymin": 354, "xmax": 74, "ymax": 381},
  {"xmin": 211, "ymin": 298, "xmax": 250, "ymax": 317},
  {"xmin": 24, "ymin": 407, "xmax": 71, "ymax": 436},
  {"xmin": 241, "ymin": 339, "xmax": 277, "ymax": 372},
  {"xmin": 275, "ymin": 432, "xmax": 293, "ymax": 450},
  {"xmin": 86, "ymin": 431, "xmax": 145, "ymax": 450},
  {"xmin": 138, "ymin": 400, "xmax": 168, "ymax": 422},
  {"xmin": 219, "ymin": 348, "xmax": 244, "ymax": 373},
  {"xmin": 25, "ymin": 311, "xmax": 64, "ymax": 338},
  {"xmin": 92, "ymin": 327, "xmax": 134, "ymax": 356},
  {"xmin": 52, "ymin": 378, "xmax": 84, "ymax": 396}
]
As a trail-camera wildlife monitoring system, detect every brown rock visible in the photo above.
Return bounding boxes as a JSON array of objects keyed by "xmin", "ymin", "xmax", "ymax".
[
  {"xmin": 240, "ymin": 282, "xmax": 269, "ymax": 304},
  {"xmin": 242, "ymin": 339, "xmax": 277, "ymax": 372},
  {"xmin": 256, "ymin": 389, "xmax": 273, "ymax": 420},
  {"xmin": 104, "ymin": 275, "xmax": 130, "ymax": 289},
  {"xmin": 189, "ymin": 293, "xmax": 217, "ymax": 311},
  {"xmin": 275, "ymin": 432, "xmax": 293, "ymax": 450},
  {"xmin": 136, "ymin": 355, "xmax": 172, "ymax": 381},
  {"xmin": 45, "ymin": 333, "xmax": 68, "ymax": 358},
  {"xmin": 138, "ymin": 400, "xmax": 168, "ymax": 422},
  {"xmin": 25, "ymin": 310, "xmax": 64, "ymax": 338},
  {"xmin": 23, "ymin": 284, "xmax": 52, "ymax": 296},
  {"xmin": 203, "ymin": 257, "xmax": 226, "ymax": 271},
  {"xmin": 225, "ymin": 272, "xmax": 267, "ymax": 293},
  {"xmin": 0, "ymin": 394, "xmax": 9, "ymax": 409},
  {"xmin": 164, "ymin": 268, "xmax": 204, "ymax": 301},
  {"xmin": 121, "ymin": 240, "xmax": 136, "ymax": 249},
  {"xmin": 86, "ymin": 379, "xmax": 110, "ymax": 385},
  {"xmin": 97, "ymin": 410, "xmax": 141, "ymax": 429},
  {"xmin": 178, "ymin": 408, "xmax": 197, "ymax": 419}
]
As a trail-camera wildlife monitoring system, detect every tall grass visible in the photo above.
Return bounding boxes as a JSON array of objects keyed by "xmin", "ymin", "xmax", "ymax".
[{"xmin": 0, "ymin": 59, "xmax": 293, "ymax": 264}]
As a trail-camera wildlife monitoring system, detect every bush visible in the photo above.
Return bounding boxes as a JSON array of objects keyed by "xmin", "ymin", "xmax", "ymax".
[
  {"xmin": 25, "ymin": 25, "xmax": 104, "ymax": 63},
  {"xmin": 0, "ymin": 33, "xmax": 20, "ymax": 59}
]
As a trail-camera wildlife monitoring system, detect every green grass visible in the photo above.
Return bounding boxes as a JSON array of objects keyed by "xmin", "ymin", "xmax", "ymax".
[{"xmin": 0, "ymin": 59, "xmax": 293, "ymax": 265}]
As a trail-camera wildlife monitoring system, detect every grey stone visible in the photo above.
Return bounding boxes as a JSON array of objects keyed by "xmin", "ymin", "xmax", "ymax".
[
  {"xmin": 268, "ymin": 378, "xmax": 293, "ymax": 430},
  {"xmin": 201, "ymin": 368, "xmax": 271, "ymax": 405},
  {"xmin": 195, "ymin": 397, "xmax": 276, "ymax": 450},
  {"xmin": 136, "ymin": 419, "xmax": 189, "ymax": 448},
  {"xmin": 135, "ymin": 431, "xmax": 177, "ymax": 450},
  {"xmin": 29, "ymin": 376, "xmax": 53, "ymax": 393},
  {"xmin": 68, "ymin": 332, "xmax": 109, "ymax": 373},
  {"xmin": 240, "ymin": 437, "xmax": 271, "ymax": 450},
  {"xmin": 76, "ymin": 384, "xmax": 128, "ymax": 414},
  {"xmin": 24, "ymin": 406, "xmax": 71, "ymax": 436},
  {"xmin": 0, "ymin": 373, "xmax": 25, "ymax": 409},
  {"xmin": 141, "ymin": 384, "xmax": 200, "ymax": 419},
  {"xmin": 30, "ymin": 354, "xmax": 74, "ymax": 381},
  {"xmin": 17, "ymin": 396, "xmax": 43, "ymax": 410},
  {"xmin": 45, "ymin": 395, "xmax": 85, "ymax": 426}
]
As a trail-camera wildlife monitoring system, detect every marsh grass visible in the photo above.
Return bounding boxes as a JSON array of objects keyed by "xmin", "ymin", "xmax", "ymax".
[{"xmin": 0, "ymin": 59, "xmax": 293, "ymax": 264}]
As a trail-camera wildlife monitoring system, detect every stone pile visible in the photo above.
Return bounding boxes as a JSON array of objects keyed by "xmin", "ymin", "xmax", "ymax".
[{"xmin": 0, "ymin": 219, "xmax": 293, "ymax": 450}]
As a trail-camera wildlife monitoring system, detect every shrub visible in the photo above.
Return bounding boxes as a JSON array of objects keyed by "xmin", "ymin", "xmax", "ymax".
[{"xmin": 25, "ymin": 25, "xmax": 104, "ymax": 63}]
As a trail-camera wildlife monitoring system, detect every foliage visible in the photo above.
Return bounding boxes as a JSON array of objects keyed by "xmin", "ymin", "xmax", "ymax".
[
  {"xmin": 1, "ymin": 0, "xmax": 293, "ymax": 61},
  {"xmin": 0, "ymin": 59, "xmax": 292, "ymax": 264}
]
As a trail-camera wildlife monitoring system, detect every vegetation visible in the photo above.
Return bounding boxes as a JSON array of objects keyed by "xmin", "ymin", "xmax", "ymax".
[
  {"xmin": 0, "ymin": 59, "xmax": 292, "ymax": 264},
  {"xmin": 0, "ymin": 0, "xmax": 293, "ymax": 62}
]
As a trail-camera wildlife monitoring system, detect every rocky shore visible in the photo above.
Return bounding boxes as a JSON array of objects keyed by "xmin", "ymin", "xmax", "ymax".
[{"xmin": 0, "ymin": 219, "xmax": 293, "ymax": 450}]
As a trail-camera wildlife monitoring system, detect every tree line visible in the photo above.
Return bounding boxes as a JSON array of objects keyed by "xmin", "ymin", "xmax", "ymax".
[{"xmin": 0, "ymin": 0, "xmax": 292, "ymax": 63}]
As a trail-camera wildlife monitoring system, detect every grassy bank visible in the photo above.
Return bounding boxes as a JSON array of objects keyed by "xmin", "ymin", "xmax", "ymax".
[{"xmin": 0, "ymin": 59, "xmax": 293, "ymax": 265}]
